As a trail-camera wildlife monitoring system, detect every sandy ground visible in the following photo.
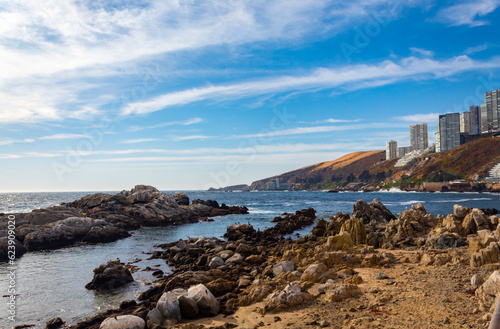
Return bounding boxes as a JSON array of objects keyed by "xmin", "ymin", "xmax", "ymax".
[{"xmin": 178, "ymin": 249, "xmax": 493, "ymax": 329}]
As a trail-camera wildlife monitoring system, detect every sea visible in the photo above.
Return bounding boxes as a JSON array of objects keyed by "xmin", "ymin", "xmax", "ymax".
[{"xmin": 1, "ymin": 190, "xmax": 499, "ymax": 328}]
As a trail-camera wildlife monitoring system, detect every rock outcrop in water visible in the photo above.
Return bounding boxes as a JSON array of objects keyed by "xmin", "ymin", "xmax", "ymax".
[
  {"xmin": 67, "ymin": 198, "xmax": 500, "ymax": 329},
  {"xmin": 0, "ymin": 185, "xmax": 248, "ymax": 259},
  {"xmin": 86, "ymin": 259, "xmax": 134, "ymax": 290}
]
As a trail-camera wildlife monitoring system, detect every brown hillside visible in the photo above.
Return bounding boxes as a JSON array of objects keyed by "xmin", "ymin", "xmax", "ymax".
[
  {"xmin": 369, "ymin": 133, "xmax": 500, "ymax": 182},
  {"xmin": 250, "ymin": 150, "xmax": 385, "ymax": 190},
  {"xmin": 412, "ymin": 134, "xmax": 500, "ymax": 180}
]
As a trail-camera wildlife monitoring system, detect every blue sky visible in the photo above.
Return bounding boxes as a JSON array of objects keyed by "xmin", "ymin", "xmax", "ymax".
[{"xmin": 1, "ymin": 0, "xmax": 500, "ymax": 192}]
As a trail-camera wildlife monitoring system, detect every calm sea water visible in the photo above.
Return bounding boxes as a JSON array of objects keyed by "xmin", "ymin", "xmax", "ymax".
[{"xmin": 0, "ymin": 190, "xmax": 499, "ymax": 328}]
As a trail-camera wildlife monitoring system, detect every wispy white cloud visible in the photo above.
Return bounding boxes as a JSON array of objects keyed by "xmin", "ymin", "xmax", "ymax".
[
  {"xmin": 0, "ymin": 138, "xmax": 35, "ymax": 145},
  {"xmin": 121, "ymin": 138, "xmax": 164, "ymax": 144},
  {"xmin": 410, "ymin": 47, "xmax": 434, "ymax": 57},
  {"xmin": 464, "ymin": 44, "xmax": 489, "ymax": 55},
  {"xmin": 395, "ymin": 113, "xmax": 440, "ymax": 123},
  {"xmin": 123, "ymin": 55, "xmax": 500, "ymax": 115},
  {"xmin": 435, "ymin": 0, "xmax": 500, "ymax": 26},
  {"xmin": 232, "ymin": 122, "xmax": 408, "ymax": 139},
  {"xmin": 39, "ymin": 133, "xmax": 91, "ymax": 140},
  {"xmin": 128, "ymin": 118, "xmax": 203, "ymax": 132},
  {"xmin": 0, "ymin": 0, "xmax": 421, "ymax": 124},
  {"xmin": 168, "ymin": 135, "xmax": 215, "ymax": 142},
  {"xmin": 0, "ymin": 152, "xmax": 60, "ymax": 159},
  {"xmin": 301, "ymin": 118, "xmax": 361, "ymax": 124},
  {"xmin": 0, "ymin": 141, "xmax": 381, "ymax": 160}
]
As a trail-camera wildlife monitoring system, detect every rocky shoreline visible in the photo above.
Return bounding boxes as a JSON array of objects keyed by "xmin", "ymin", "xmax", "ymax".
[
  {"xmin": 31, "ymin": 198, "xmax": 499, "ymax": 329},
  {"xmin": 0, "ymin": 185, "xmax": 248, "ymax": 260}
]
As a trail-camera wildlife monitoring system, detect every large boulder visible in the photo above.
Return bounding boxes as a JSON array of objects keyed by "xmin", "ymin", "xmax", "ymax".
[
  {"xmin": 339, "ymin": 218, "xmax": 367, "ymax": 245},
  {"xmin": 187, "ymin": 284, "xmax": 220, "ymax": 317},
  {"xmin": 454, "ymin": 204, "xmax": 470, "ymax": 220},
  {"xmin": 23, "ymin": 217, "xmax": 130, "ymax": 251},
  {"xmin": 351, "ymin": 199, "xmax": 395, "ymax": 225},
  {"xmin": 173, "ymin": 192, "xmax": 190, "ymax": 206},
  {"xmin": 16, "ymin": 207, "xmax": 82, "ymax": 226},
  {"xmin": 382, "ymin": 203, "xmax": 438, "ymax": 247},
  {"xmin": 100, "ymin": 315, "xmax": 145, "ymax": 329},
  {"xmin": 129, "ymin": 185, "xmax": 160, "ymax": 204},
  {"xmin": 326, "ymin": 283, "xmax": 361, "ymax": 302},
  {"xmin": 462, "ymin": 209, "xmax": 490, "ymax": 234},
  {"xmin": 178, "ymin": 295, "xmax": 199, "ymax": 318},
  {"xmin": 85, "ymin": 259, "xmax": 134, "ymax": 290},
  {"xmin": 0, "ymin": 237, "xmax": 27, "ymax": 261},
  {"xmin": 146, "ymin": 308, "xmax": 164, "ymax": 328},
  {"xmin": 476, "ymin": 271, "xmax": 500, "ymax": 309},
  {"xmin": 225, "ymin": 253, "xmax": 244, "ymax": 264},
  {"xmin": 262, "ymin": 282, "xmax": 312, "ymax": 313},
  {"xmin": 326, "ymin": 232, "xmax": 353, "ymax": 250},
  {"xmin": 471, "ymin": 242, "xmax": 500, "ymax": 267},
  {"xmin": 300, "ymin": 263, "xmax": 336, "ymax": 283},
  {"xmin": 208, "ymin": 256, "xmax": 224, "ymax": 269},
  {"xmin": 157, "ymin": 291, "xmax": 181, "ymax": 322},
  {"xmin": 272, "ymin": 261, "xmax": 295, "ymax": 277}
]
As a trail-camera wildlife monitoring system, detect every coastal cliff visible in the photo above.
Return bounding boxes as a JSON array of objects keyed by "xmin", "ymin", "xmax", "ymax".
[{"xmin": 248, "ymin": 134, "xmax": 500, "ymax": 192}]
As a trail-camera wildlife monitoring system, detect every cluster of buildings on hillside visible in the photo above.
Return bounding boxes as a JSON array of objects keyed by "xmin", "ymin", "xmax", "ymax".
[
  {"xmin": 266, "ymin": 177, "xmax": 293, "ymax": 190},
  {"xmin": 386, "ymin": 88, "xmax": 500, "ymax": 160}
]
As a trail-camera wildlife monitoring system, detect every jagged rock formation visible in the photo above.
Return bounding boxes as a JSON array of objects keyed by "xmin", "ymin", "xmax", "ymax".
[
  {"xmin": 0, "ymin": 185, "xmax": 248, "ymax": 259},
  {"xmin": 85, "ymin": 259, "xmax": 134, "ymax": 290}
]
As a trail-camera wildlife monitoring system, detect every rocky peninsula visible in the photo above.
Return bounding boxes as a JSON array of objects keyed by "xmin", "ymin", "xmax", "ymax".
[
  {"xmin": 44, "ymin": 199, "xmax": 500, "ymax": 329},
  {"xmin": 0, "ymin": 185, "xmax": 248, "ymax": 260}
]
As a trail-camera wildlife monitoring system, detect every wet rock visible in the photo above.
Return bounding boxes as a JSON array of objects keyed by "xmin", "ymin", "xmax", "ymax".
[
  {"xmin": 100, "ymin": 315, "xmax": 145, "ymax": 329},
  {"xmin": 188, "ymin": 284, "xmax": 220, "ymax": 317},
  {"xmin": 157, "ymin": 291, "xmax": 181, "ymax": 322},
  {"xmin": 0, "ymin": 237, "xmax": 27, "ymax": 261},
  {"xmin": 300, "ymin": 263, "xmax": 336, "ymax": 283},
  {"xmin": 224, "ymin": 224, "xmax": 256, "ymax": 241},
  {"xmin": 273, "ymin": 261, "xmax": 295, "ymax": 277},
  {"xmin": 351, "ymin": 199, "xmax": 395, "ymax": 225},
  {"xmin": 85, "ymin": 259, "xmax": 134, "ymax": 290},
  {"xmin": 119, "ymin": 300, "xmax": 137, "ymax": 310},
  {"xmin": 178, "ymin": 295, "xmax": 199, "ymax": 318},
  {"xmin": 312, "ymin": 218, "xmax": 328, "ymax": 237},
  {"xmin": 23, "ymin": 217, "xmax": 130, "ymax": 251},
  {"xmin": 173, "ymin": 192, "xmax": 190, "ymax": 205},
  {"xmin": 46, "ymin": 317, "xmax": 64, "ymax": 329}
]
